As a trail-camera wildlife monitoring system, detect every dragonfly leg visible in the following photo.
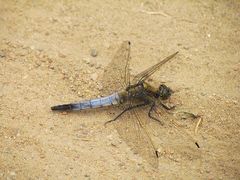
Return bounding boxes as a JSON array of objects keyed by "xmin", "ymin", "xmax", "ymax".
[
  {"xmin": 104, "ymin": 103, "xmax": 148, "ymax": 126},
  {"xmin": 148, "ymin": 103, "xmax": 164, "ymax": 125},
  {"xmin": 159, "ymin": 101, "xmax": 175, "ymax": 110}
]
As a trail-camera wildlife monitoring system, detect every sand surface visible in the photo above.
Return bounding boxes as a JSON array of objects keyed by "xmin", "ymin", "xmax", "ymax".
[{"xmin": 0, "ymin": 0, "xmax": 239, "ymax": 179}]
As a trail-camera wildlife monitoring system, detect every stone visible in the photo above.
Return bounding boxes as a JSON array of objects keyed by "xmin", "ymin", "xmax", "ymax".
[{"xmin": 90, "ymin": 49, "xmax": 98, "ymax": 57}]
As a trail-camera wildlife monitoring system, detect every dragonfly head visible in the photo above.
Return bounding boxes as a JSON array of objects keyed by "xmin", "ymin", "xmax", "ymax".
[{"xmin": 157, "ymin": 84, "xmax": 173, "ymax": 100}]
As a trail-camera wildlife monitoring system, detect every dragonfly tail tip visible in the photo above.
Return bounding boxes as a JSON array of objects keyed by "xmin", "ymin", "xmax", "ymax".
[
  {"xmin": 51, "ymin": 104, "xmax": 72, "ymax": 111},
  {"xmin": 51, "ymin": 106, "xmax": 60, "ymax": 111}
]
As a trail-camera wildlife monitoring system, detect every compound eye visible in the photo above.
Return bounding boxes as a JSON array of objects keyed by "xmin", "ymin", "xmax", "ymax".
[{"xmin": 159, "ymin": 84, "xmax": 172, "ymax": 100}]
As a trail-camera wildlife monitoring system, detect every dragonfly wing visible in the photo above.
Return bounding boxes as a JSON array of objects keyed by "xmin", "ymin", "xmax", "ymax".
[
  {"xmin": 99, "ymin": 41, "xmax": 159, "ymax": 166},
  {"xmin": 99, "ymin": 41, "xmax": 131, "ymax": 95},
  {"xmin": 112, "ymin": 104, "xmax": 159, "ymax": 168},
  {"xmin": 148, "ymin": 103, "xmax": 201, "ymax": 160},
  {"xmin": 114, "ymin": 100, "xmax": 201, "ymax": 164},
  {"xmin": 133, "ymin": 51, "xmax": 178, "ymax": 83}
]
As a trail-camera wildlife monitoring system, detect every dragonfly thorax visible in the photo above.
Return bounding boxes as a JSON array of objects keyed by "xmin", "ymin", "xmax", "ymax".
[
  {"xmin": 125, "ymin": 82, "xmax": 145, "ymax": 97},
  {"xmin": 124, "ymin": 81, "xmax": 172, "ymax": 103}
]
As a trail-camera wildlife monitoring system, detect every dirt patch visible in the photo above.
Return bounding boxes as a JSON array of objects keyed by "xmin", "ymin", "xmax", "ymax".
[{"xmin": 0, "ymin": 0, "xmax": 239, "ymax": 179}]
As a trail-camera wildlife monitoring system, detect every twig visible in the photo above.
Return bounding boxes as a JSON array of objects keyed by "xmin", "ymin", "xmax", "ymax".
[
  {"xmin": 140, "ymin": 9, "xmax": 170, "ymax": 17},
  {"xmin": 139, "ymin": 3, "xmax": 171, "ymax": 17},
  {"xmin": 194, "ymin": 117, "xmax": 202, "ymax": 135}
]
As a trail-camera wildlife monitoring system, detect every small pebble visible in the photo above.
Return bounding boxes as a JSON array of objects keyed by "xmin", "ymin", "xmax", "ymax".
[
  {"xmin": 206, "ymin": 169, "xmax": 211, "ymax": 173},
  {"xmin": 69, "ymin": 76, "xmax": 74, "ymax": 82},
  {"xmin": 50, "ymin": 17, "xmax": 58, "ymax": 23},
  {"xmin": 95, "ymin": 64, "xmax": 102, "ymax": 69},
  {"xmin": 86, "ymin": 69, "xmax": 91, "ymax": 74},
  {"xmin": 118, "ymin": 162, "xmax": 125, "ymax": 167},
  {"xmin": 90, "ymin": 49, "xmax": 98, "ymax": 57},
  {"xmin": 58, "ymin": 52, "xmax": 66, "ymax": 58},
  {"xmin": 61, "ymin": 111, "xmax": 68, "ymax": 115},
  {"xmin": 9, "ymin": 171, "xmax": 16, "ymax": 176},
  {"xmin": 136, "ymin": 163, "xmax": 142, "ymax": 172},
  {"xmin": 111, "ymin": 142, "xmax": 117, "ymax": 147},
  {"xmin": 183, "ymin": 46, "xmax": 190, "ymax": 50},
  {"xmin": 84, "ymin": 174, "xmax": 90, "ymax": 177},
  {"xmin": 200, "ymin": 92, "xmax": 206, "ymax": 96},
  {"xmin": 77, "ymin": 91, "xmax": 83, "ymax": 97},
  {"xmin": 47, "ymin": 58, "xmax": 53, "ymax": 63},
  {"xmin": 0, "ymin": 51, "xmax": 5, "ymax": 58},
  {"xmin": 49, "ymin": 65, "xmax": 54, "ymax": 70},
  {"xmin": 96, "ymin": 84, "xmax": 103, "ymax": 91},
  {"xmin": 90, "ymin": 73, "xmax": 98, "ymax": 81},
  {"xmin": 89, "ymin": 63, "xmax": 94, "ymax": 67},
  {"xmin": 83, "ymin": 58, "xmax": 91, "ymax": 64}
]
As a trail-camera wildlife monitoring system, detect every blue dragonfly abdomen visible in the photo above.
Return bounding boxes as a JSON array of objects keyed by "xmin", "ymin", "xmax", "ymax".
[{"xmin": 51, "ymin": 93, "xmax": 120, "ymax": 111}]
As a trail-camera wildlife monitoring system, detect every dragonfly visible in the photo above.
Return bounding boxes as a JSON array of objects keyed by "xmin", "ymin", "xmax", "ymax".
[{"xmin": 51, "ymin": 41, "xmax": 199, "ymax": 167}]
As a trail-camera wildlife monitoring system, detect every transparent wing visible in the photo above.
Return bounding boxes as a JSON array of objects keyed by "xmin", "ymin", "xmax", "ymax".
[
  {"xmin": 133, "ymin": 51, "xmax": 178, "ymax": 83},
  {"xmin": 99, "ymin": 41, "xmax": 131, "ymax": 95},
  {"xmin": 99, "ymin": 41, "xmax": 160, "ymax": 166},
  {"xmin": 112, "ymin": 104, "xmax": 159, "ymax": 168},
  {"xmin": 147, "ymin": 103, "xmax": 201, "ymax": 161},
  {"xmin": 111, "ymin": 101, "xmax": 201, "ymax": 166}
]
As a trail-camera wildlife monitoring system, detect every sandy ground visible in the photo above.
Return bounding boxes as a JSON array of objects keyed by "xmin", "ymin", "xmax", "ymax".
[{"xmin": 0, "ymin": 0, "xmax": 240, "ymax": 179}]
